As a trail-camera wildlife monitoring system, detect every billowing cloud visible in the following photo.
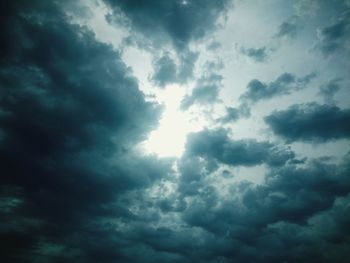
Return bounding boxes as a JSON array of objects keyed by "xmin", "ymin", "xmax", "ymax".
[{"xmin": 265, "ymin": 103, "xmax": 350, "ymax": 142}]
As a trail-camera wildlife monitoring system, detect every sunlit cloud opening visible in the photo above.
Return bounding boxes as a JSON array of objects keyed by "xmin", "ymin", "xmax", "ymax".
[{"xmin": 142, "ymin": 86, "xmax": 205, "ymax": 157}]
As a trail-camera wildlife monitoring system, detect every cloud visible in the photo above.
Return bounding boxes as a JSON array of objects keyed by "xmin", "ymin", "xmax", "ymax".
[
  {"xmin": 316, "ymin": 11, "xmax": 350, "ymax": 56},
  {"xmin": 150, "ymin": 50, "xmax": 198, "ymax": 87},
  {"xmin": 104, "ymin": 0, "xmax": 232, "ymax": 50},
  {"xmin": 206, "ymin": 41, "xmax": 222, "ymax": 51},
  {"xmin": 218, "ymin": 104, "xmax": 251, "ymax": 123},
  {"xmin": 179, "ymin": 154, "xmax": 350, "ymax": 262},
  {"xmin": 240, "ymin": 72, "xmax": 316, "ymax": 104},
  {"xmin": 1, "ymin": 1, "xmax": 350, "ymax": 263},
  {"xmin": 240, "ymin": 47, "xmax": 268, "ymax": 62},
  {"xmin": 318, "ymin": 78, "xmax": 341, "ymax": 103},
  {"xmin": 275, "ymin": 20, "xmax": 298, "ymax": 38},
  {"xmin": 150, "ymin": 53, "xmax": 177, "ymax": 87},
  {"xmin": 0, "ymin": 1, "xmax": 172, "ymax": 262},
  {"xmin": 184, "ymin": 129, "xmax": 295, "ymax": 167},
  {"xmin": 265, "ymin": 102, "xmax": 350, "ymax": 142},
  {"xmin": 180, "ymin": 62, "xmax": 223, "ymax": 110}
]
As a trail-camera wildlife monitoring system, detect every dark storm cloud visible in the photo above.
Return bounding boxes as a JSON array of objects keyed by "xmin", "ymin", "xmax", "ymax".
[
  {"xmin": 265, "ymin": 102, "xmax": 350, "ymax": 142},
  {"xmin": 104, "ymin": 0, "xmax": 232, "ymax": 50},
  {"xmin": 240, "ymin": 47, "xmax": 268, "ymax": 62},
  {"xmin": 150, "ymin": 50, "xmax": 198, "ymax": 87},
  {"xmin": 319, "ymin": 78, "xmax": 341, "ymax": 103},
  {"xmin": 184, "ymin": 129, "xmax": 295, "ymax": 167},
  {"xmin": 240, "ymin": 72, "xmax": 316, "ymax": 104},
  {"xmin": 0, "ymin": 1, "xmax": 173, "ymax": 262}
]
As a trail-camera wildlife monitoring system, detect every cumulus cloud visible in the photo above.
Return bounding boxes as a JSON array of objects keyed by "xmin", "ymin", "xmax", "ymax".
[{"xmin": 265, "ymin": 103, "xmax": 350, "ymax": 142}]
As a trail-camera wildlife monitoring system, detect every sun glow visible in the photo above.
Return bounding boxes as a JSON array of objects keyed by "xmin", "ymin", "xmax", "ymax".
[{"xmin": 142, "ymin": 86, "xmax": 204, "ymax": 157}]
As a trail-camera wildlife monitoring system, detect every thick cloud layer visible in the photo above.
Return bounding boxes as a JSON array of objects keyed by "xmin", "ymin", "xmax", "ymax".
[{"xmin": 265, "ymin": 103, "xmax": 350, "ymax": 142}]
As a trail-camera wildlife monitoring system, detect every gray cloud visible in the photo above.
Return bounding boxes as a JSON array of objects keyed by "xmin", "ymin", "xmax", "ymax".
[
  {"xmin": 240, "ymin": 72, "xmax": 316, "ymax": 104},
  {"xmin": 180, "ymin": 62, "xmax": 223, "ymax": 110},
  {"xmin": 0, "ymin": 1, "xmax": 172, "ymax": 262},
  {"xmin": 275, "ymin": 20, "xmax": 298, "ymax": 38},
  {"xmin": 319, "ymin": 78, "xmax": 341, "ymax": 103},
  {"xmin": 218, "ymin": 104, "xmax": 251, "ymax": 123},
  {"xmin": 150, "ymin": 50, "xmax": 199, "ymax": 87},
  {"xmin": 150, "ymin": 53, "xmax": 177, "ymax": 87},
  {"xmin": 184, "ymin": 128, "xmax": 295, "ymax": 167},
  {"xmin": 317, "ymin": 11, "xmax": 350, "ymax": 56},
  {"xmin": 180, "ymin": 155, "xmax": 350, "ymax": 262},
  {"xmin": 240, "ymin": 47, "xmax": 268, "ymax": 62},
  {"xmin": 206, "ymin": 41, "xmax": 222, "ymax": 51},
  {"xmin": 265, "ymin": 102, "xmax": 350, "ymax": 142},
  {"xmin": 104, "ymin": 0, "xmax": 232, "ymax": 50},
  {"xmin": 1, "ymin": 1, "xmax": 350, "ymax": 263}
]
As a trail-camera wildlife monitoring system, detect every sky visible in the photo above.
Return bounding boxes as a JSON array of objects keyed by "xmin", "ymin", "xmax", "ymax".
[{"xmin": 1, "ymin": 0, "xmax": 350, "ymax": 262}]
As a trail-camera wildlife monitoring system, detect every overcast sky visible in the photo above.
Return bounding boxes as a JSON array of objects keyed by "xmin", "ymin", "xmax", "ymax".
[{"xmin": 1, "ymin": 0, "xmax": 350, "ymax": 262}]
